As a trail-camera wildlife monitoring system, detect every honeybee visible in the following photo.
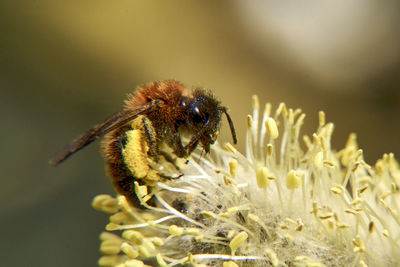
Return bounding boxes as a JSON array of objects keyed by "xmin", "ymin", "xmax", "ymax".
[{"xmin": 50, "ymin": 80, "xmax": 237, "ymax": 206}]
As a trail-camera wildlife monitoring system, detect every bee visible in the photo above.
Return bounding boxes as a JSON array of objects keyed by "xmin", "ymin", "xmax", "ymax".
[{"xmin": 50, "ymin": 80, "xmax": 237, "ymax": 206}]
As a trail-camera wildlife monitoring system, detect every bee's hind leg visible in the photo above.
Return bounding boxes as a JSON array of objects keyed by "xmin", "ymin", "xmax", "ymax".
[{"xmin": 141, "ymin": 116, "xmax": 159, "ymax": 159}]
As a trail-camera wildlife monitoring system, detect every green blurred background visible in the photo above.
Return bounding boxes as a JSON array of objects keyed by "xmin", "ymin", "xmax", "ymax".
[{"xmin": 1, "ymin": 1, "xmax": 399, "ymax": 266}]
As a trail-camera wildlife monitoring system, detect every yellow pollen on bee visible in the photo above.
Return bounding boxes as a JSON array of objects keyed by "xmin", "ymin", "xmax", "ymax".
[{"xmin": 122, "ymin": 129, "xmax": 150, "ymax": 179}]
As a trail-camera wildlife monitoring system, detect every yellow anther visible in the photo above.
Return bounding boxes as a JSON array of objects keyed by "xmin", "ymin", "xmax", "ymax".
[
  {"xmin": 138, "ymin": 245, "xmax": 151, "ymax": 258},
  {"xmin": 382, "ymin": 229, "xmax": 389, "ymax": 238},
  {"xmin": 266, "ymin": 249, "xmax": 279, "ymax": 267},
  {"xmin": 265, "ymin": 103, "xmax": 272, "ymax": 116},
  {"xmin": 224, "ymin": 142, "xmax": 237, "ymax": 153},
  {"xmin": 227, "ymin": 206, "xmax": 239, "ymax": 215},
  {"xmin": 100, "ymin": 232, "xmax": 120, "ymax": 241},
  {"xmin": 194, "ymin": 234, "xmax": 204, "ymax": 243},
  {"xmin": 169, "ymin": 225, "xmax": 184, "ymax": 236},
  {"xmin": 267, "ymin": 144, "xmax": 273, "ymax": 156},
  {"xmin": 356, "ymin": 176, "xmax": 372, "ymax": 185},
  {"xmin": 285, "ymin": 218, "xmax": 296, "ymax": 225},
  {"xmin": 296, "ymin": 218, "xmax": 304, "ymax": 232},
  {"xmin": 142, "ymin": 238, "xmax": 155, "ymax": 252},
  {"xmin": 156, "ymin": 253, "xmax": 167, "ymax": 267},
  {"xmin": 276, "ymin": 102, "xmax": 288, "ymax": 117},
  {"xmin": 223, "ymin": 261, "xmax": 239, "ymax": 267},
  {"xmin": 121, "ymin": 242, "xmax": 139, "ymax": 259},
  {"xmin": 327, "ymin": 220, "xmax": 335, "ymax": 229},
  {"xmin": 288, "ymin": 108, "xmax": 295, "ymax": 124},
  {"xmin": 314, "ymin": 152, "xmax": 324, "ymax": 169},
  {"xmin": 98, "ymin": 256, "xmax": 121, "ymax": 266},
  {"xmin": 186, "ymin": 228, "xmax": 201, "ymax": 235},
  {"xmin": 295, "ymin": 255, "xmax": 311, "ymax": 262},
  {"xmin": 200, "ymin": 211, "xmax": 215, "ymax": 218},
  {"xmin": 319, "ymin": 111, "xmax": 326, "ymax": 127},
  {"xmin": 125, "ymin": 259, "xmax": 145, "ymax": 267},
  {"xmin": 337, "ymin": 222, "xmax": 351, "ymax": 229},
  {"xmin": 100, "ymin": 242, "xmax": 121, "ymax": 255},
  {"xmin": 93, "ymin": 195, "xmax": 119, "ymax": 214},
  {"xmin": 102, "ymin": 239, "xmax": 122, "ymax": 248},
  {"xmin": 313, "ymin": 134, "xmax": 320, "ymax": 146},
  {"xmin": 286, "ymin": 170, "xmax": 302, "ymax": 190},
  {"xmin": 106, "ymin": 223, "xmax": 121, "ymax": 231},
  {"xmin": 375, "ymin": 159, "xmax": 385, "ymax": 175},
  {"xmin": 295, "ymin": 113, "xmax": 306, "ymax": 127},
  {"xmin": 252, "ymin": 95, "xmax": 259, "ymax": 109},
  {"xmin": 350, "ymin": 198, "xmax": 362, "ymax": 206},
  {"xmin": 355, "ymin": 149, "xmax": 363, "ymax": 161},
  {"xmin": 247, "ymin": 115, "xmax": 253, "ymax": 129},
  {"xmin": 330, "ymin": 185, "xmax": 342, "ymax": 195},
  {"xmin": 310, "ymin": 202, "xmax": 319, "ymax": 216},
  {"xmin": 122, "ymin": 230, "xmax": 144, "ymax": 245},
  {"xmin": 319, "ymin": 213, "xmax": 333, "ymax": 219},
  {"xmin": 229, "ymin": 159, "xmax": 238, "ymax": 177},
  {"xmin": 152, "ymin": 237, "xmax": 164, "ymax": 246},
  {"xmin": 358, "ymin": 184, "xmax": 369, "ymax": 194},
  {"xmin": 345, "ymin": 209, "xmax": 359, "ymax": 215},
  {"xmin": 256, "ymin": 166, "xmax": 274, "ymax": 188},
  {"xmin": 368, "ymin": 221, "xmax": 375, "ymax": 234},
  {"xmin": 352, "ymin": 235, "xmax": 365, "ymax": 253},
  {"xmin": 109, "ymin": 212, "xmax": 128, "ymax": 224},
  {"xmin": 266, "ymin": 117, "xmax": 279, "ymax": 139},
  {"xmin": 380, "ymin": 191, "xmax": 391, "ymax": 200},
  {"xmin": 229, "ymin": 231, "xmax": 248, "ymax": 254},
  {"xmin": 293, "ymin": 108, "xmax": 302, "ymax": 119}
]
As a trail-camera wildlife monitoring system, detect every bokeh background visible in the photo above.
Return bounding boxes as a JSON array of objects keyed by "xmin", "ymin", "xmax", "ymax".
[{"xmin": 1, "ymin": 1, "xmax": 400, "ymax": 266}]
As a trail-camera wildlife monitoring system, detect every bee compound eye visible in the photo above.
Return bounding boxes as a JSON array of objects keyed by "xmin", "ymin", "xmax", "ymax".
[{"xmin": 192, "ymin": 106, "xmax": 204, "ymax": 123}]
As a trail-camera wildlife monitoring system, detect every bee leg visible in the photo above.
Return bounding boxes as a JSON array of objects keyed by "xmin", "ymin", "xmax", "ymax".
[
  {"xmin": 171, "ymin": 131, "xmax": 188, "ymax": 158},
  {"xmin": 159, "ymin": 150, "xmax": 182, "ymax": 171},
  {"xmin": 141, "ymin": 116, "xmax": 159, "ymax": 159},
  {"xmin": 147, "ymin": 156, "xmax": 183, "ymax": 179},
  {"xmin": 158, "ymin": 172, "xmax": 183, "ymax": 180}
]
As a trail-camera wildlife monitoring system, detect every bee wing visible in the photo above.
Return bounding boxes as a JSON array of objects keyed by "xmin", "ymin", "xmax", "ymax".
[{"xmin": 49, "ymin": 100, "xmax": 161, "ymax": 165}]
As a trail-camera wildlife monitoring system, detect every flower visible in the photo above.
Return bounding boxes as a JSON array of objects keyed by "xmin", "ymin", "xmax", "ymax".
[{"xmin": 93, "ymin": 96, "xmax": 400, "ymax": 267}]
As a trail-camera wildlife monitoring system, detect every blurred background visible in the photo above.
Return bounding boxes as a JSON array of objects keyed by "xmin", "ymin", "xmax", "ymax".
[{"xmin": 1, "ymin": 1, "xmax": 399, "ymax": 266}]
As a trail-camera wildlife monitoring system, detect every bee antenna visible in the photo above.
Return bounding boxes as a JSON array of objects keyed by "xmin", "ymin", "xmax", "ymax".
[{"xmin": 222, "ymin": 107, "xmax": 237, "ymax": 144}]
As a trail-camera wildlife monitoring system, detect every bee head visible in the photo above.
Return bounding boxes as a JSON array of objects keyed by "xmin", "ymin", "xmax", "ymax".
[{"xmin": 185, "ymin": 89, "xmax": 237, "ymax": 153}]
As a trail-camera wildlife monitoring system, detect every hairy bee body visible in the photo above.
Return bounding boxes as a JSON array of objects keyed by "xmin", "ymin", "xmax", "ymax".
[{"xmin": 51, "ymin": 80, "xmax": 237, "ymax": 207}]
